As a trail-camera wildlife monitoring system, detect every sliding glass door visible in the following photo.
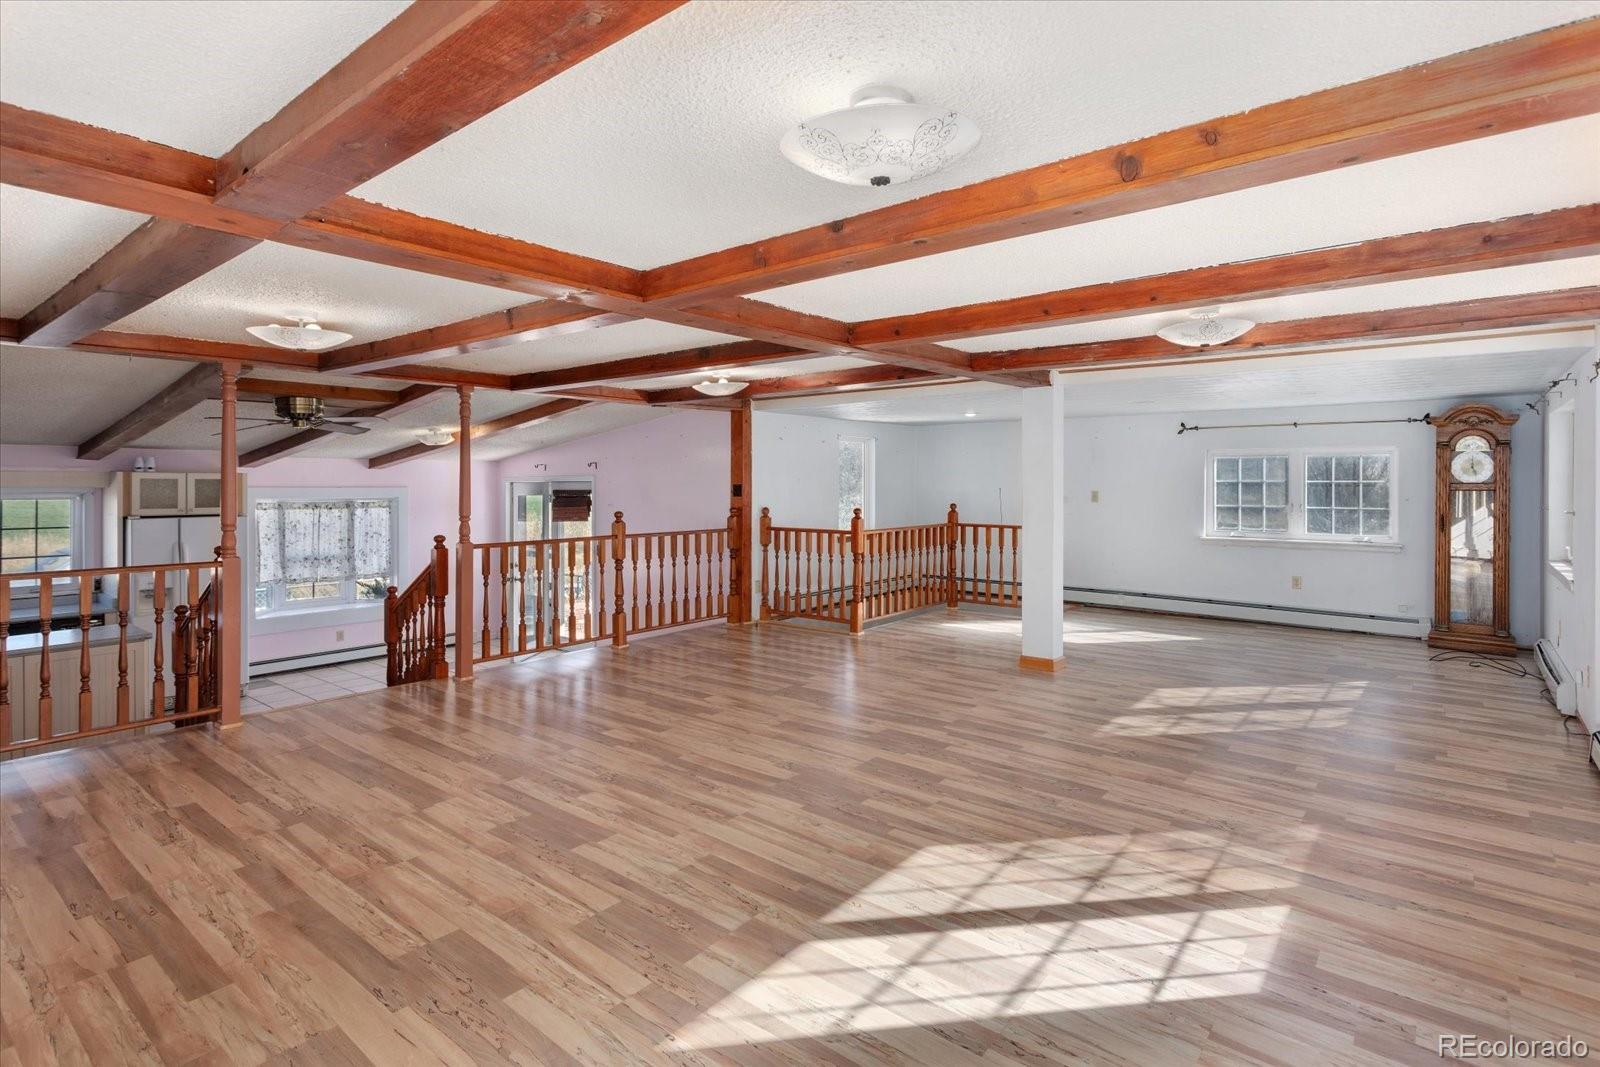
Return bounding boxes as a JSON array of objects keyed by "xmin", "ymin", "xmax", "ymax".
[{"xmin": 505, "ymin": 479, "xmax": 596, "ymax": 646}]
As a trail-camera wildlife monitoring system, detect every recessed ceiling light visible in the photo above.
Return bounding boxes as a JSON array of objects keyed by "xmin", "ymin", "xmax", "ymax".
[
  {"xmin": 693, "ymin": 375, "xmax": 747, "ymax": 397},
  {"xmin": 246, "ymin": 316, "xmax": 352, "ymax": 351},
  {"xmin": 963, "ymin": 411, "xmax": 978, "ymax": 417},
  {"xmin": 781, "ymin": 85, "xmax": 980, "ymax": 187},
  {"xmin": 1155, "ymin": 307, "xmax": 1255, "ymax": 348}
]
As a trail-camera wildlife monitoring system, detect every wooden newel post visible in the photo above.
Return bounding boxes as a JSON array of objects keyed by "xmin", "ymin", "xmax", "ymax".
[
  {"xmin": 429, "ymin": 535, "xmax": 449, "ymax": 679},
  {"xmin": 611, "ymin": 511, "xmax": 628, "ymax": 649},
  {"xmin": 726, "ymin": 507, "xmax": 742, "ymax": 625},
  {"xmin": 849, "ymin": 507, "xmax": 865, "ymax": 635},
  {"xmin": 758, "ymin": 507, "xmax": 772, "ymax": 622},
  {"xmin": 946, "ymin": 503, "xmax": 960, "ymax": 609},
  {"xmin": 383, "ymin": 585, "xmax": 400, "ymax": 684},
  {"xmin": 454, "ymin": 386, "xmax": 474, "ymax": 680}
]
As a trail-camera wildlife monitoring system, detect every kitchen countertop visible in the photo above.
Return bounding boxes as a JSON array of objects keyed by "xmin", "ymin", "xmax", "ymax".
[
  {"xmin": 5, "ymin": 623, "xmax": 152, "ymax": 656},
  {"xmin": 5, "ymin": 592, "xmax": 118, "ymax": 624}
]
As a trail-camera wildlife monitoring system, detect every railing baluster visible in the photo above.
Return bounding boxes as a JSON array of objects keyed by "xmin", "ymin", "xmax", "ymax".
[
  {"xmin": 36, "ymin": 582, "xmax": 52, "ymax": 742},
  {"xmin": 78, "ymin": 582, "xmax": 93, "ymax": 733},
  {"xmin": 480, "ymin": 548, "xmax": 491, "ymax": 658},
  {"xmin": 0, "ymin": 583, "xmax": 9, "ymax": 746},
  {"xmin": 517, "ymin": 545, "xmax": 528, "ymax": 653},
  {"xmin": 499, "ymin": 546, "xmax": 511, "ymax": 654}
]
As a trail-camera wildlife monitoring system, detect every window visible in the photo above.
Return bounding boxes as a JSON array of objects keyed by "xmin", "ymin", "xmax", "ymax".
[
  {"xmin": 254, "ymin": 497, "xmax": 397, "ymax": 617},
  {"xmin": 1, "ymin": 494, "xmax": 83, "ymax": 591},
  {"xmin": 838, "ymin": 436, "xmax": 874, "ymax": 528},
  {"xmin": 1305, "ymin": 454, "xmax": 1391, "ymax": 538},
  {"xmin": 1205, "ymin": 449, "xmax": 1397, "ymax": 544},
  {"xmin": 1548, "ymin": 401, "xmax": 1576, "ymax": 580},
  {"xmin": 1212, "ymin": 455, "xmax": 1289, "ymax": 533}
]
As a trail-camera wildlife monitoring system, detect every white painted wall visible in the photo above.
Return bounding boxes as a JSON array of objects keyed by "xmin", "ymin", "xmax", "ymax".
[
  {"xmin": 1541, "ymin": 343, "xmax": 1598, "ymax": 734},
  {"xmin": 1059, "ymin": 397, "xmax": 1543, "ymax": 643},
  {"xmin": 908, "ymin": 420, "xmax": 1023, "ymax": 524},
  {"xmin": 752, "ymin": 412, "xmax": 922, "ymax": 528}
]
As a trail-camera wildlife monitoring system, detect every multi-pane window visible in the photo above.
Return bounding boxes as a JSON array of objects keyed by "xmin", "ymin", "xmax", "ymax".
[
  {"xmin": 1212, "ymin": 455, "xmax": 1289, "ymax": 533},
  {"xmin": 1305, "ymin": 454, "xmax": 1391, "ymax": 538},
  {"xmin": 838, "ymin": 437, "xmax": 873, "ymax": 528},
  {"xmin": 0, "ymin": 495, "xmax": 79, "ymax": 587},
  {"xmin": 1206, "ymin": 449, "xmax": 1397, "ymax": 543},
  {"xmin": 254, "ymin": 497, "xmax": 397, "ymax": 616}
]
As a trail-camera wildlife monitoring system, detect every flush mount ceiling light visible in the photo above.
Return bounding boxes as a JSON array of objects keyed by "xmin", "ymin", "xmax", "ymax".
[
  {"xmin": 245, "ymin": 316, "xmax": 353, "ymax": 351},
  {"xmin": 780, "ymin": 84, "xmax": 980, "ymax": 187},
  {"xmin": 1155, "ymin": 307, "xmax": 1256, "ymax": 348},
  {"xmin": 417, "ymin": 428, "xmax": 454, "ymax": 446},
  {"xmin": 693, "ymin": 375, "xmax": 748, "ymax": 397}
]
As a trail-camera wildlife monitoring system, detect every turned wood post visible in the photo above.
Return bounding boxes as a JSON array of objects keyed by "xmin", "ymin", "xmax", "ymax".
[
  {"xmin": 758, "ymin": 507, "xmax": 772, "ymax": 621},
  {"xmin": 454, "ymin": 386, "xmax": 474, "ymax": 679},
  {"xmin": 611, "ymin": 512, "xmax": 628, "ymax": 649},
  {"xmin": 726, "ymin": 507, "xmax": 741, "ymax": 625},
  {"xmin": 429, "ymin": 535, "xmax": 449, "ymax": 678},
  {"xmin": 216, "ymin": 361, "xmax": 243, "ymax": 726},
  {"xmin": 849, "ymin": 507, "xmax": 865, "ymax": 635},
  {"xmin": 946, "ymin": 502, "xmax": 960, "ymax": 609},
  {"xmin": 383, "ymin": 585, "xmax": 400, "ymax": 685}
]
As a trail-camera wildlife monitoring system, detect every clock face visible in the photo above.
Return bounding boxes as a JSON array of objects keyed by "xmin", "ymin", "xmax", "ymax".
[{"xmin": 1450, "ymin": 448, "xmax": 1494, "ymax": 483}]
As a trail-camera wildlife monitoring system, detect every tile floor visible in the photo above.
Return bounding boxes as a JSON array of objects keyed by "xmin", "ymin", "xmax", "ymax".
[{"xmin": 243, "ymin": 656, "xmax": 389, "ymax": 713}]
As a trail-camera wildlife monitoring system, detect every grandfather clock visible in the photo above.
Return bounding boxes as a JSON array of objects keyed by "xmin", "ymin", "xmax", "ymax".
[{"xmin": 1429, "ymin": 403, "xmax": 1517, "ymax": 656}]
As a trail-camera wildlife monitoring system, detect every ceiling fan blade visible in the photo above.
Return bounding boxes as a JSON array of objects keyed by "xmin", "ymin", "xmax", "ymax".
[
  {"xmin": 317, "ymin": 422, "xmax": 370, "ymax": 436},
  {"xmin": 327, "ymin": 414, "xmax": 390, "ymax": 424}
]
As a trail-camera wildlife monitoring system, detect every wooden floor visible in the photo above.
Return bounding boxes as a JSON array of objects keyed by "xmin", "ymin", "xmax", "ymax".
[{"xmin": 3, "ymin": 607, "xmax": 1597, "ymax": 1065}]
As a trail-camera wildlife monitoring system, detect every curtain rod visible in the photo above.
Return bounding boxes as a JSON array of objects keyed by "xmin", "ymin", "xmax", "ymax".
[{"xmin": 1176, "ymin": 414, "xmax": 1432, "ymax": 435}]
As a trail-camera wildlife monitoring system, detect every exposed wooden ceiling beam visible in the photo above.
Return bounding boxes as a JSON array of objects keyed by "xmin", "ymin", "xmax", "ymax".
[
  {"xmin": 0, "ymin": 108, "xmax": 1023, "ymax": 384},
  {"xmin": 639, "ymin": 19, "xmax": 1600, "ymax": 305},
  {"xmin": 646, "ymin": 364, "xmax": 948, "ymax": 405},
  {"xmin": 358, "ymin": 364, "xmax": 516, "ymax": 389},
  {"xmin": 511, "ymin": 340, "xmax": 807, "ymax": 391},
  {"xmin": 240, "ymin": 384, "xmax": 442, "ymax": 467},
  {"xmin": 534, "ymin": 385, "xmax": 653, "ymax": 404},
  {"xmin": 236, "ymin": 378, "xmax": 404, "ymax": 405},
  {"xmin": 853, "ymin": 205, "xmax": 1600, "ymax": 346},
  {"xmin": 325, "ymin": 300, "xmax": 630, "ymax": 373},
  {"xmin": 970, "ymin": 287, "xmax": 1600, "ymax": 372},
  {"xmin": 0, "ymin": 327, "xmax": 316, "ymax": 368},
  {"xmin": 367, "ymin": 397, "xmax": 589, "ymax": 468},
  {"xmin": 76, "ymin": 361, "xmax": 222, "ymax": 460},
  {"xmin": 7, "ymin": 1, "xmax": 681, "ymax": 348}
]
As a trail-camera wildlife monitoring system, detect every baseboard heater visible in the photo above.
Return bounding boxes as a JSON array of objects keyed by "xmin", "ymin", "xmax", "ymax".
[
  {"xmin": 1064, "ymin": 586, "xmax": 1427, "ymax": 639},
  {"xmin": 1533, "ymin": 639, "xmax": 1578, "ymax": 715},
  {"xmin": 250, "ymin": 635, "xmax": 456, "ymax": 677}
]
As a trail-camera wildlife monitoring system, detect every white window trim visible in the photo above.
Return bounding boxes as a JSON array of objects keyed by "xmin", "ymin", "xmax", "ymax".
[
  {"xmin": 1202, "ymin": 446, "xmax": 1401, "ymax": 548},
  {"xmin": 0, "ymin": 489, "xmax": 91, "ymax": 596},
  {"xmin": 247, "ymin": 486, "xmax": 406, "ymax": 634},
  {"xmin": 1546, "ymin": 399, "xmax": 1577, "ymax": 583},
  {"xmin": 839, "ymin": 435, "xmax": 876, "ymax": 528}
]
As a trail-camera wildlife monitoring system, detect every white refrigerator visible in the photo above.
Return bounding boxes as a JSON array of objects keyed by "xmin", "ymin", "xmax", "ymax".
[{"xmin": 123, "ymin": 516, "xmax": 250, "ymax": 696}]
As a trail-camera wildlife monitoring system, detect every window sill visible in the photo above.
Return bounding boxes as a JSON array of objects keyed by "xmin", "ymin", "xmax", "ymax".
[
  {"xmin": 1548, "ymin": 561, "xmax": 1576, "ymax": 589},
  {"xmin": 252, "ymin": 600, "xmax": 383, "ymax": 635},
  {"xmin": 1200, "ymin": 534, "xmax": 1403, "ymax": 553}
]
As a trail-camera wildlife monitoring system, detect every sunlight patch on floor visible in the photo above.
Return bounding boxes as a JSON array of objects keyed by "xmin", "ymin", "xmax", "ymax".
[
  {"xmin": 821, "ymin": 829, "xmax": 1316, "ymax": 923},
  {"xmin": 1132, "ymin": 683, "xmax": 1367, "ymax": 709},
  {"xmin": 669, "ymin": 905, "xmax": 1291, "ymax": 1049},
  {"xmin": 1100, "ymin": 706, "xmax": 1352, "ymax": 736},
  {"xmin": 934, "ymin": 616, "xmax": 1201, "ymax": 645}
]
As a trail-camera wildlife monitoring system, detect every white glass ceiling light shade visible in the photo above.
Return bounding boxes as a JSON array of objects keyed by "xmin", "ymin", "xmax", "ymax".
[
  {"xmin": 781, "ymin": 85, "xmax": 980, "ymax": 187},
  {"xmin": 693, "ymin": 375, "xmax": 747, "ymax": 397},
  {"xmin": 245, "ymin": 317, "xmax": 353, "ymax": 351},
  {"xmin": 1155, "ymin": 307, "xmax": 1256, "ymax": 348},
  {"xmin": 417, "ymin": 428, "xmax": 454, "ymax": 446}
]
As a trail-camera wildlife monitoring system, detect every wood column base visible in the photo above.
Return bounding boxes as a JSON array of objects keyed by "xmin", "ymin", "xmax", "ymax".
[
  {"xmin": 1427, "ymin": 629, "xmax": 1518, "ymax": 657},
  {"xmin": 1018, "ymin": 654, "xmax": 1065, "ymax": 672}
]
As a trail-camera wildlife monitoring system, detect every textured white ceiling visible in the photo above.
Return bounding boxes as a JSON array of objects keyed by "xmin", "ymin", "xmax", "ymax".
[
  {"xmin": 0, "ymin": 345, "xmax": 194, "ymax": 444},
  {"xmin": 0, "ymin": 187, "xmax": 147, "ymax": 318},
  {"xmin": 448, "ymin": 319, "xmax": 744, "ymax": 375},
  {"xmin": 765, "ymin": 330, "xmax": 1594, "ymax": 420},
  {"xmin": 111, "ymin": 243, "xmax": 526, "ymax": 346},
  {"xmin": 0, "ymin": 0, "xmax": 409, "ymax": 156},
  {"xmin": 761, "ymin": 116, "xmax": 1600, "ymax": 322},
  {"xmin": 948, "ymin": 256, "xmax": 1600, "ymax": 353},
  {"xmin": 354, "ymin": 0, "xmax": 1600, "ymax": 267}
]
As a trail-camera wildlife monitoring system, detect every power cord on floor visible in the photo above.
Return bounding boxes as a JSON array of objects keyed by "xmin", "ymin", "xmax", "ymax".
[{"xmin": 1428, "ymin": 650, "xmax": 1584, "ymax": 731}]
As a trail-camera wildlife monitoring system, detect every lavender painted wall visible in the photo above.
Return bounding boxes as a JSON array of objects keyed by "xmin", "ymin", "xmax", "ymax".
[{"xmin": 490, "ymin": 411, "xmax": 729, "ymax": 536}]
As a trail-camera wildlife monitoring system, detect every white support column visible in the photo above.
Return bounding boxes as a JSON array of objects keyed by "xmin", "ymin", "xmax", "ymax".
[{"xmin": 1018, "ymin": 376, "xmax": 1066, "ymax": 671}]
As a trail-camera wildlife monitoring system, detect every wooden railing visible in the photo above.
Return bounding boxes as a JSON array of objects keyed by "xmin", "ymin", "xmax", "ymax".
[
  {"xmin": 384, "ymin": 535, "xmax": 450, "ymax": 686},
  {"xmin": 0, "ymin": 560, "xmax": 223, "ymax": 755},
  {"xmin": 466, "ymin": 511, "xmax": 737, "ymax": 665},
  {"xmin": 761, "ymin": 504, "xmax": 1020, "ymax": 632}
]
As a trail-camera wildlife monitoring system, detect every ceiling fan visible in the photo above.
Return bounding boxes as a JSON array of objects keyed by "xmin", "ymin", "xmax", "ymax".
[{"xmin": 207, "ymin": 396, "xmax": 386, "ymax": 436}]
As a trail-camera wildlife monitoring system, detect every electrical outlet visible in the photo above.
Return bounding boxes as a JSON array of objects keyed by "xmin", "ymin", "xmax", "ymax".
[
  {"xmin": 335, "ymin": 630, "xmax": 346, "ymax": 643},
  {"xmin": 1090, "ymin": 490, "xmax": 1100, "ymax": 503},
  {"xmin": 1290, "ymin": 576, "xmax": 1302, "ymax": 590}
]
